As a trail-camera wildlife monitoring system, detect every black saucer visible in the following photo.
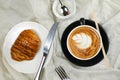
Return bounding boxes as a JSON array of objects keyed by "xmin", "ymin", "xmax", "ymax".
[{"xmin": 61, "ymin": 19, "xmax": 109, "ymax": 67}]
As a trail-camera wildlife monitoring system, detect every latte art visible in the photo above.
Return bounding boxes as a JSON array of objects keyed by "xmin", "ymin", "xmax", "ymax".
[
  {"xmin": 67, "ymin": 25, "xmax": 101, "ymax": 60},
  {"xmin": 72, "ymin": 33, "xmax": 92, "ymax": 49}
]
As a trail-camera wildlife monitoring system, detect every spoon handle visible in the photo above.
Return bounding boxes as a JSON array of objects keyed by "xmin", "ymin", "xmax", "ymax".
[{"xmin": 59, "ymin": 0, "xmax": 63, "ymax": 6}]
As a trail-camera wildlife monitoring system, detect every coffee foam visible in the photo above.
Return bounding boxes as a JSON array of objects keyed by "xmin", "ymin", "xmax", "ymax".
[{"xmin": 72, "ymin": 33, "xmax": 92, "ymax": 49}]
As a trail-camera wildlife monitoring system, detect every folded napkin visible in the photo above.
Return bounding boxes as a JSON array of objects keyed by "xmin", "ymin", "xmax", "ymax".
[{"xmin": 0, "ymin": 0, "xmax": 120, "ymax": 80}]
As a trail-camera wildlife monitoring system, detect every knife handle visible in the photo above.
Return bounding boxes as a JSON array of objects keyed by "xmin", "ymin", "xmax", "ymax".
[{"xmin": 34, "ymin": 55, "xmax": 46, "ymax": 80}]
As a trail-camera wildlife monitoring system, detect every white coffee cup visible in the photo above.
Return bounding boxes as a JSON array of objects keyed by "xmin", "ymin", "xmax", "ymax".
[{"xmin": 67, "ymin": 25, "xmax": 102, "ymax": 60}]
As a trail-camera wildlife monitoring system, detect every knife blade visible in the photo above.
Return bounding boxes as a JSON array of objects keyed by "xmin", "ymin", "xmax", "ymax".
[{"xmin": 34, "ymin": 22, "xmax": 59, "ymax": 80}]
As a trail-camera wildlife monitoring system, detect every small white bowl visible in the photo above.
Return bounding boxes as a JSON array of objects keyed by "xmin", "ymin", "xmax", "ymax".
[
  {"xmin": 52, "ymin": 0, "xmax": 76, "ymax": 19},
  {"xmin": 2, "ymin": 22, "xmax": 53, "ymax": 73}
]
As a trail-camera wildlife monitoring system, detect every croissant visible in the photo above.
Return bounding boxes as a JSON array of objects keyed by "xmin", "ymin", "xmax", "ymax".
[{"xmin": 11, "ymin": 29, "xmax": 41, "ymax": 61}]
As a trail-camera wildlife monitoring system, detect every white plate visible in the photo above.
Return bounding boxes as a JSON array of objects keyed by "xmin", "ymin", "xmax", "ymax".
[{"xmin": 2, "ymin": 21, "xmax": 53, "ymax": 73}]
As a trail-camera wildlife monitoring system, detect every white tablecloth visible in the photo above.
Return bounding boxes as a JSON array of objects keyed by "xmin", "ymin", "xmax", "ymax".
[{"xmin": 0, "ymin": 0, "xmax": 120, "ymax": 80}]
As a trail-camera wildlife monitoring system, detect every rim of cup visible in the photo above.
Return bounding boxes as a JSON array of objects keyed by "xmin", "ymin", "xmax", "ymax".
[
  {"xmin": 52, "ymin": 0, "xmax": 76, "ymax": 19},
  {"xmin": 67, "ymin": 25, "xmax": 102, "ymax": 60}
]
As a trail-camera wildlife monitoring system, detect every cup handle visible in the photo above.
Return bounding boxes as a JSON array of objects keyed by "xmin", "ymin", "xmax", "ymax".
[{"xmin": 80, "ymin": 18, "xmax": 85, "ymax": 25}]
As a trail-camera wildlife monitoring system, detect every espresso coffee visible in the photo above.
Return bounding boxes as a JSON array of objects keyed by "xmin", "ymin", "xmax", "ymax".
[{"xmin": 67, "ymin": 25, "xmax": 101, "ymax": 60}]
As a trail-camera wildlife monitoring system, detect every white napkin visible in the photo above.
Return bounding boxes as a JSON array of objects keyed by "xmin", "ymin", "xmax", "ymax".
[{"xmin": 0, "ymin": 0, "xmax": 120, "ymax": 80}]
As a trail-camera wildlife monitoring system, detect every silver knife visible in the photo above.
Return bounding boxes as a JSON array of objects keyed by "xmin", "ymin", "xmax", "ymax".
[{"xmin": 34, "ymin": 22, "xmax": 59, "ymax": 80}]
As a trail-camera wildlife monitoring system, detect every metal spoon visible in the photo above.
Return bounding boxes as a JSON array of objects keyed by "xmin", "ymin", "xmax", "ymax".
[{"xmin": 59, "ymin": 0, "xmax": 70, "ymax": 16}]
